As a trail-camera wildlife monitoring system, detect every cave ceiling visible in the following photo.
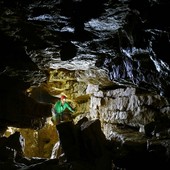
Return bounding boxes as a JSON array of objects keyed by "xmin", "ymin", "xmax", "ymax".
[{"xmin": 0, "ymin": 0, "xmax": 170, "ymax": 130}]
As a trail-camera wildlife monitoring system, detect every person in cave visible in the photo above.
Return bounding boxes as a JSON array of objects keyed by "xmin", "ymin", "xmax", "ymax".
[{"xmin": 51, "ymin": 94, "xmax": 75, "ymax": 125}]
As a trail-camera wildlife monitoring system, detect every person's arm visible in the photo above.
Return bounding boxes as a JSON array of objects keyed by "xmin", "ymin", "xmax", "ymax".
[{"xmin": 65, "ymin": 102, "xmax": 75, "ymax": 113}]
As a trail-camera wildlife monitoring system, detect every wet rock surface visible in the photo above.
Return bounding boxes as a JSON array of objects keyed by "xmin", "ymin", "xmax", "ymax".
[{"xmin": 0, "ymin": 0, "xmax": 170, "ymax": 169}]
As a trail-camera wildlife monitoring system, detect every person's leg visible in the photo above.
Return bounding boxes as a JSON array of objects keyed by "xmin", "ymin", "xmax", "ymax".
[
  {"xmin": 56, "ymin": 116, "xmax": 60, "ymax": 124},
  {"xmin": 52, "ymin": 113, "xmax": 61, "ymax": 125}
]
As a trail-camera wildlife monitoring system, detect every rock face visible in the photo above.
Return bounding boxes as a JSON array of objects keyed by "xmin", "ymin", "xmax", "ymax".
[
  {"xmin": 1, "ymin": 119, "xmax": 170, "ymax": 170},
  {"xmin": 0, "ymin": 0, "xmax": 170, "ymax": 169},
  {"xmin": 0, "ymin": 119, "xmax": 113, "ymax": 170},
  {"xmin": 86, "ymin": 85, "xmax": 170, "ymax": 137},
  {"xmin": 0, "ymin": 132, "xmax": 24, "ymax": 161},
  {"xmin": 56, "ymin": 119, "xmax": 112, "ymax": 170}
]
